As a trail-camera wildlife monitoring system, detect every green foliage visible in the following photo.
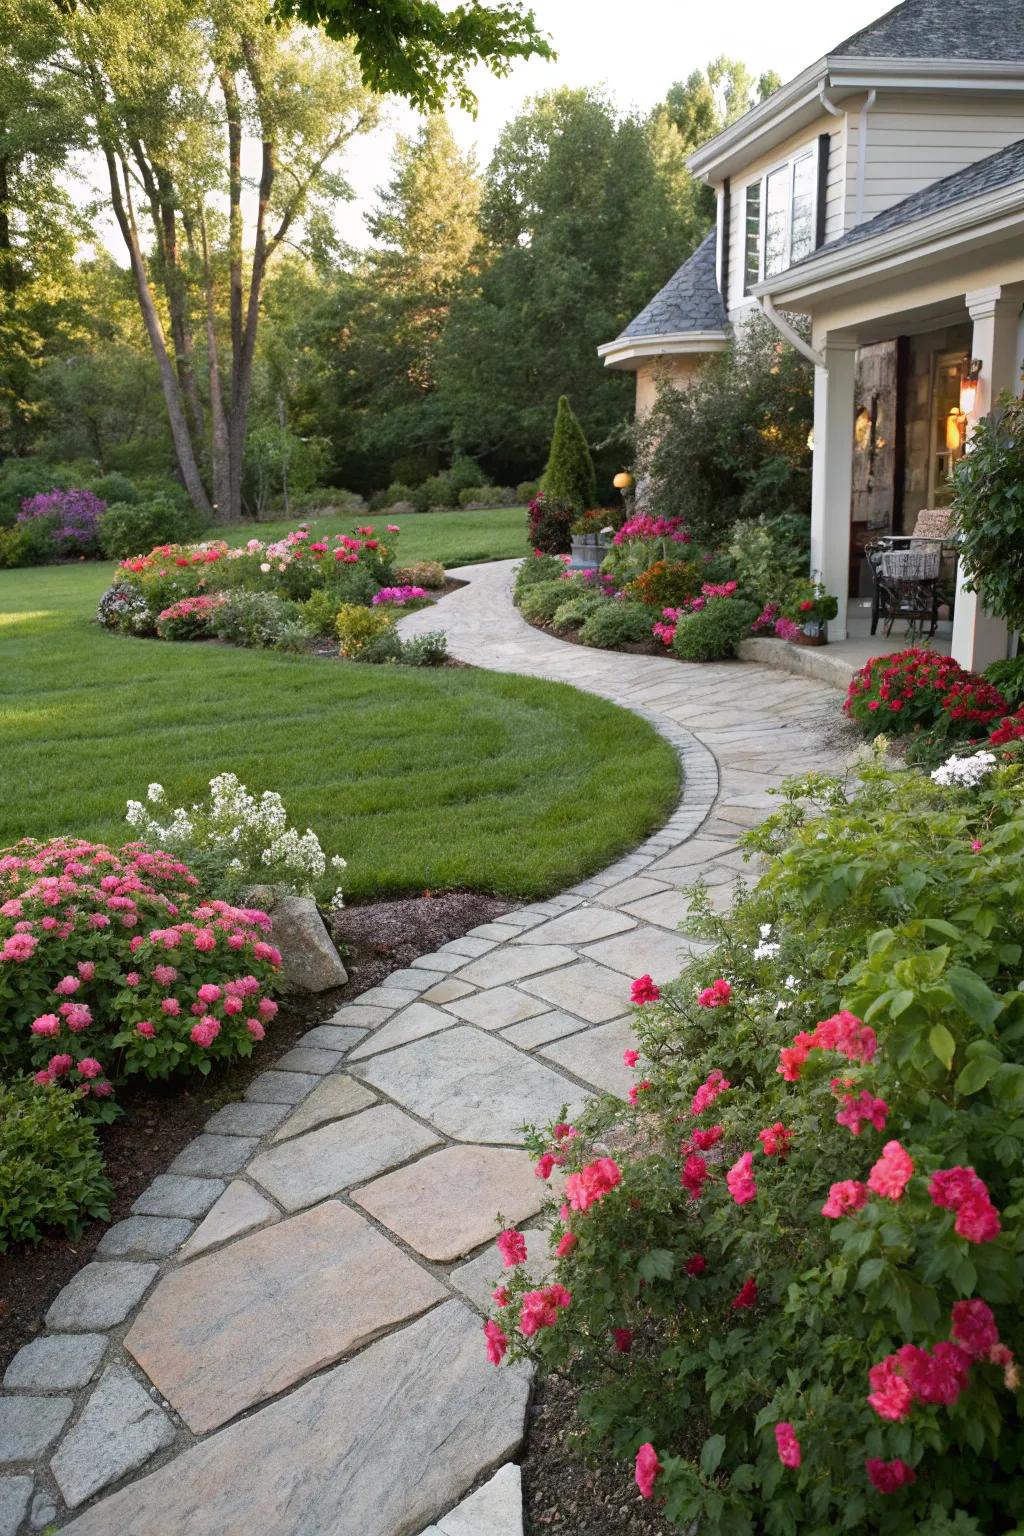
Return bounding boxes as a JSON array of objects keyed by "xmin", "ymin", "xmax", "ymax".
[
  {"xmin": 394, "ymin": 560, "xmax": 446, "ymax": 589},
  {"xmin": 0, "ymin": 1078, "xmax": 111, "ymax": 1250},
  {"xmin": 672, "ymin": 597, "xmax": 759, "ymax": 661},
  {"xmin": 335, "ymin": 602, "xmax": 395, "ymax": 657},
  {"xmin": 300, "ymin": 587, "xmax": 343, "ymax": 636},
  {"xmin": 458, "ymin": 484, "xmax": 507, "ymax": 508},
  {"xmin": 98, "ymin": 496, "xmax": 202, "ymax": 560},
  {"xmin": 272, "ymin": 0, "xmax": 553, "ymax": 112},
  {"xmin": 516, "ymin": 479, "xmax": 540, "ymax": 504},
  {"xmin": 551, "ymin": 592, "xmax": 610, "ymax": 633},
  {"xmin": 493, "ymin": 753, "xmax": 1024, "ymax": 1532},
  {"xmin": 244, "ymin": 425, "xmax": 331, "ymax": 519},
  {"xmin": 780, "ymin": 579, "xmax": 839, "ymax": 628},
  {"xmin": 638, "ymin": 311, "xmax": 814, "ymax": 544},
  {"xmin": 514, "ymin": 553, "xmax": 567, "ymax": 596},
  {"xmin": 413, "ymin": 474, "xmax": 459, "ymax": 513},
  {"xmin": 578, "ymin": 600, "xmax": 653, "ymax": 649},
  {"xmin": 0, "ymin": 518, "xmax": 56, "ymax": 568},
  {"xmin": 357, "ymin": 627, "xmax": 449, "ymax": 666},
  {"xmin": 984, "ymin": 655, "xmax": 1024, "ymax": 709},
  {"xmin": 211, "ymin": 591, "xmax": 311, "ymax": 651},
  {"xmin": 0, "ymin": 460, "xmax": 69, "ymax": 527},
  {"xmin": 728, "ymin": 512, "xmax": 811, "ymax": 604},
  {"xmin": 90, "ymin": 471, "xmax": 140, "ymax": 506},
  {"xmin": 952, "ymin": 394, "xmax": 1024, "ymax": 631},
  {"xmin": 542, "ymin": 396, "xmax": 597, "ymax": 514},
  {"xmin": 519, "ymin": 578, "xmax": 575, "ymax": 624}
]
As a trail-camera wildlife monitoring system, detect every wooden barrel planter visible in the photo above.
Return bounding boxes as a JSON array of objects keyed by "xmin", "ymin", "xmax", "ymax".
[{"xmin": 568, "ymin": 532, "xmax": 607, "ymax": 573}]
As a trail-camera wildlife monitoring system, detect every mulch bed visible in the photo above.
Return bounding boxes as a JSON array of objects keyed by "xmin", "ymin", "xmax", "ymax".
[
  {"xmin": 522, "ymin": 1373, "xmax": 674, "ymax": 1534},
  {"xmin": 0, "ymin": 888, "xmax": 512, "ymax": 1376}
]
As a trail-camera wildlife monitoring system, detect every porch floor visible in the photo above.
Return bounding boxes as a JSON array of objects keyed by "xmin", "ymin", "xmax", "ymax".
[{"xmin": 739, "ymin": 603, "xmax": 951, "ymax": 692}]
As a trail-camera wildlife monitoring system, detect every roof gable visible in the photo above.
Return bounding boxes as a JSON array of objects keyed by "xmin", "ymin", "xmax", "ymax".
[
  {"xmin": 833, "ymin": 0, "xmax": 1024, "ymax": 63},
  {"xmin": 617, "ymin": 231, "xmax": 726, "ymax": 341}
]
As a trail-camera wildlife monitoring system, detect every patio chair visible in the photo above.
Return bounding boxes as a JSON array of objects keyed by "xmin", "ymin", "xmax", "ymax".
[{"xmin": 865, "ymin": 538, "xmax": 943, "ymax": 638}]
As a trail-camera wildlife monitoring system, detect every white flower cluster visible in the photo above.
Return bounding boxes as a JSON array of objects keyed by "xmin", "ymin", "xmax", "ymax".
[
  {"xmin": 125, "ymin": 772, "xmax": 346, "ymax": 902},
  {"xmin": 930, "ymin": 751, "xmax": 997, "ymax": 789},
  {"xmin": 753, "ymin": 922, "xmax": 781, "ymax": 962}
]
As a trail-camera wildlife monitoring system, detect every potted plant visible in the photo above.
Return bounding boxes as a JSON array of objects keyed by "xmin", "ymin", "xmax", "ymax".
[
  {"xmin": 569, "ymin": 508, "xmax": 616, "ymax": 572},
  {"xmin": 778, "ymin": 579, "xmax": 838, "ymax": 646}
]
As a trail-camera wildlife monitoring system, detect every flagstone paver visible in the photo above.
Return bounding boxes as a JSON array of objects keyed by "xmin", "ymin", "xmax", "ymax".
[
  {"xmin": 0, "ymin": 1398, "xmax": 73, "ymax": 1463},
  {"xmin": 125, "ymin": 1204, "xmax": 446, "ymax": 1433},
  {"xmin": 354, "ymin": 1145, "xmax": 547, "ymax": 1261},
  {"xmin": 4, "ymin": 559, "xmax": 851, "ymax": 1535}
]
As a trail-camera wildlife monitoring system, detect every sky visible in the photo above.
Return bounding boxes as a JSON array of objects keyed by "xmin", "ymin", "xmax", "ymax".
[{"xmin": 81, "ymin": 0, "xmax": 891, "ymax": 257}]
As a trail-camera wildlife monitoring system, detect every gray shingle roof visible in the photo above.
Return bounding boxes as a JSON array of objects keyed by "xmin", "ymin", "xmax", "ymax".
[
  {"xmin": 806, "ymin": 136, "xmax": 1024, "ymax": 261},
  {"xmin": 832, "ymin": 0, "xmax": 1024, "ymax": 62},
  {"xmin": 617, "ymin": 231, "xmax": 726, "ymax": 341}
]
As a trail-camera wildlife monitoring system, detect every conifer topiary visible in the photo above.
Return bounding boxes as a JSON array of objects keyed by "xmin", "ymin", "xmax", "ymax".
[{"xmin": 542, "ymin": 395, "xmax": 596, "ymax": 513}]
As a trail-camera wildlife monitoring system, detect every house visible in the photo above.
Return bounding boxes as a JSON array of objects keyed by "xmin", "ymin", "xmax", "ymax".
[{"xmin": 599, "ymin": 0, "xmax": 1024, "ymax": 667}]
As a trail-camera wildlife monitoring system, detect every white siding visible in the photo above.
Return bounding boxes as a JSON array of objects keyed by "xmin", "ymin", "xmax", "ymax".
[
  {"xmin": 724, "ymin": 113, "xmax": 845, "ymax": 317},
  {"xmin": 845, "ymin": 91, "xmax": 1024, "ymax": 223}
]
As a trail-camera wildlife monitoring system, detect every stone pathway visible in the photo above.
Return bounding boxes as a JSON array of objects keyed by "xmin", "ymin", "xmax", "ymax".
[{"xmin": 0, "ymin": 561, "xmax": 850, "ymax": 1536}]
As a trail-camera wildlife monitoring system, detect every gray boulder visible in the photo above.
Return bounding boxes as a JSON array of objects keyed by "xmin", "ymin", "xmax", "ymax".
[{"xmin": 270, "ymin": 896, "xmax": 348, "ymax": 993}]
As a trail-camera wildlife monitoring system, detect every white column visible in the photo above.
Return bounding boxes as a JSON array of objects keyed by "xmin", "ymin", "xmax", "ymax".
[
  {"xmin": 810, "ymin": 337, "xmax": 857, "ymax": 640},
  {"xmin": 951, "ymin": 287, "xmax": 1022, "ymax": 670}
]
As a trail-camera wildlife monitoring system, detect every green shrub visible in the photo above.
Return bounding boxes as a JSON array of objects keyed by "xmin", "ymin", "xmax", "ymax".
[
  {"xmin": 952, "ymin": 393, "xmax": 1024, "ymax": 632},
  {"xmin": 542, "ymin": 395, "xmax": 596, "ymax": 514},
  {"xmin": 985, "ymin": 654, "xmax": 1024, "ymax": 709},
  {"xmin": 672, "ymin": 597, "xmax": 759, "ymax": 661},
  {"xmin": 844, "ymin": 649, "xmax": 1010, "ymax": 742},
  {"xmin": 728, "ymin": 511, "xmax": 811, "ymax": 604},
  {"xmin": 336, "ymin": 603, "xmax": 394, "ymax": 657},
  {"xmin": 211, "ymin": 590, "xmax": 310, "ymax": 651},
  {"xmin": 0, "ymin": 1078, "xmax": 112, "ymax": 1250},
  {"xmin": 446, "ymin": 455, "xmax": 489, "ymax": 496},
  {"xmin": 458, "ymin": 485, "xmax": 506, "ymax": 508},
  {"xmin": 370, "ymin": 480, "xmax": 413, "ymax": 512},
  {"xmin": 413, "ymin": 474, "xmax": 458, "ymax": 514},
  {"xmin": 551, "ymin": 592, "xmax": 610, "ymax": 632},
  {"xmin": 358, "ymin": 628, "xmax": 448, "ymax": 666},
  {"xmin": 98, "ymin": 495, "xmax": 202, "ymax": 560},
  {"xmin": 395, "ymin": 560, "xmax": 446, "ymax": 589},
  {"xmin": 90, "ymin": 471, "xmax": 140, "ymax": 506},
  {"xmin": 516, "ymin": 479, "xmax": 540, "ymax": 504},
  {"xmin": 519, "ymin": 579, "xmax": 574, "ymax": 623},
  {"xmin": 578, "ymin": 600, "xmax": 653, "ymax": 649},
  {"xmin": 491, "ymin": 751, "xmax": 1024, "ymax": 1532},
  {"xmin": 0, "ymin": 520, "xmax": 57, "ymax": 568},
  {"xmin": 514, "ymin": 554, "xmax": 567, "ymax": 598},
  {"xmin": 300, "ymin": 587, "xmax": 343, "ymax": 636},
  {"xmin": 322, "ymin": 561, "xmax": 380, "ymax": 607},
  {"xmin": 0, "ymin": 459, "xmax": 68, "ymax": 527}
]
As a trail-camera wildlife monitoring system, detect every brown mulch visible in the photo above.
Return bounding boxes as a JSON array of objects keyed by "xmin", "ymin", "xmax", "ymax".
[
  {"xmin": 0, "ymin": 888, "xmax": 513, "ymax": 1376},
  {"xmin": 522, "ymin": 1373, "xmax": 675, "ymax": 1534}
]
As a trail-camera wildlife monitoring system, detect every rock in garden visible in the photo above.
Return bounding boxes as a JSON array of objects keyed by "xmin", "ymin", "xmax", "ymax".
[{"xmin": 269, "ymin": 896, "xmax": 348, "ymax": 992}]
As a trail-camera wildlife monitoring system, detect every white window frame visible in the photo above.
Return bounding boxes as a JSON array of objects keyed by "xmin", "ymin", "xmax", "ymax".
[{"xmin": 742, "ymin": 140, "xmax": 820, "ymax": 293}]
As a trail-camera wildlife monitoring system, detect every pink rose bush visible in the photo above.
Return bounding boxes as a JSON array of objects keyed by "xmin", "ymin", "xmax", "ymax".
[
  {"xmin": 1, "ymin": 837, "xmax": 280, "ymax": 1095},
  {"xmin": 483, "ymin": 756, "xmax": 1024, "ymax": 1531}
]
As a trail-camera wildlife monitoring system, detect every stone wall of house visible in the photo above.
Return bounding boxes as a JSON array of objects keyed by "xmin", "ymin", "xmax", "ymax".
[{"xmin": 634, "ymin": 354, "xmax": 707, "ymax": 416}]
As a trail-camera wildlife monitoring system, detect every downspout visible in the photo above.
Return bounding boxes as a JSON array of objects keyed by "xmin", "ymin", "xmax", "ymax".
[
  {"xmin": 854, "ymin": 89, "xmax": 877, "ymax": 226},
  {"xmin": 757, "ymin": 292, "xmax": 824, "ymax": 368}
]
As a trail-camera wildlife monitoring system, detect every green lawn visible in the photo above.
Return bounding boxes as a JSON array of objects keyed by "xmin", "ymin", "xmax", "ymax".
[
  {"xmin": 217, "ymin": 504, "xmax": 531, "ymax": 568},
  {"xmin": 0, "ymin": 559, "xmax": 680, "ymax": 903}
]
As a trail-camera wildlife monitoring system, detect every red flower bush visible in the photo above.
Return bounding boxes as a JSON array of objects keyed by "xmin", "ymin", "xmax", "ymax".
[
  {"xmin": 1, "ymin": 838, "xmax": 280, "ymax": 1090},
  {"xmin": 844, "ymin": 648, "xmax": 1008, "ymax": 740}
]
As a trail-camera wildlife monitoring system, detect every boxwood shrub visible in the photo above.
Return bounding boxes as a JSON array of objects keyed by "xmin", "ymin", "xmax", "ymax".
[
  {"xmin": 672, "ymin": 598, "xmax": 759, "ymax": 662},
  {"xmin": 0, "ymin": 1078, "xmax": 112, "ymax": 1250}
]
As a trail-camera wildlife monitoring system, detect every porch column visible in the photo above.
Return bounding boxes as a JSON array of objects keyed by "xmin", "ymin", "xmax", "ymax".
[
  {"xmin": 950, "ymin": 287, "xmax": 1022, "ymax": 669},
  {"xmin": 810, "ymin": 337, "xmax": 857, "ymax": 639}
]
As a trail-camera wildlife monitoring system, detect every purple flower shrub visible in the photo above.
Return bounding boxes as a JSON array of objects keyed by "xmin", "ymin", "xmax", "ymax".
[{"xmin": 19, "ymin": 490, "xmax": 107, "ymax": 558}]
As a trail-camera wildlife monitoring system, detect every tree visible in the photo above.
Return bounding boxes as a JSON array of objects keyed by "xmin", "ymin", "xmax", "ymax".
[
  {"xmin": 272, "ymin": 0, "xmax": 553, "ymax": 111},
  {"xmin": 44, "ymin": 0, "xmax": 378, "ymax": 518},
  {"xmin": 662, "ymin": 57, "xmax": 782, "ymax": 150},
  {"xmin": 542, "ymin": 395, "xmax": 595, "ymax": 512}
]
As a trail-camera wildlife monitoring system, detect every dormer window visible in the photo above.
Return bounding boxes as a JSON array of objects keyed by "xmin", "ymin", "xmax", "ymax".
[{"xmin": 744, "ymin": 145, "xmax": 818, "ymax": 290}]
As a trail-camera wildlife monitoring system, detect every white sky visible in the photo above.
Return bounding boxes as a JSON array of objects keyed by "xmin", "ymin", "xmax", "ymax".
[{"xmin": 81, "ymin": 0, "xmax": 890, "ymax": 258}]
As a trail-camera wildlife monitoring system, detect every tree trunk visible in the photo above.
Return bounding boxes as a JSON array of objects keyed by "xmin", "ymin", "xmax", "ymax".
[
  {"xmin": 196, "ymin": 211, "xmax": 232, "ymax": 520},
  {"xmin": 105, "ymin": 149, "xmax": 211, "ymax": 517}
]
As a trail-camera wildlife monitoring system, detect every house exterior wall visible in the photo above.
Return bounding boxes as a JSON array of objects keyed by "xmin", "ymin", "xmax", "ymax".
[
  {"xmin": 634, "ymin": 354, "xmax": 707, "ymax": 416},
  {"xmin": 846, "ymin": 92, "xmax": 1024, "ymax": 223}
]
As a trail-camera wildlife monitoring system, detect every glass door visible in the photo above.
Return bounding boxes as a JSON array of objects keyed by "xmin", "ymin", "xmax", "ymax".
[{"xmin": 929, "ymin": 351, "xmax": 967, "ymax": 506}]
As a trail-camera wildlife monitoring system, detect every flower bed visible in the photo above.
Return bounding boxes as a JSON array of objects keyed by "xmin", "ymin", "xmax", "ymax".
[
  {"xmin": 844, "ymin": 648, "xmax": 1014, "ymax": 766},
  {"xmin": 481, "ymin": 747, "xmax": 1024, "ymax": 1532}
]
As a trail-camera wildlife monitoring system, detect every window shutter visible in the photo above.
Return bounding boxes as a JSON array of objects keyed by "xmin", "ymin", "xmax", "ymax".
[{"xmin": 815, "ymin": 133, "xmax": 830, "ymax": 249}]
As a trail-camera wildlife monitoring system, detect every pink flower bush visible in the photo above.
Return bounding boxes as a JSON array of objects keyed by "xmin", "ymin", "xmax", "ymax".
[
  {"xmin": 929, "ymin": 1165, "xmax": 1001, "ymax": 1243},
  {"xmin": 865, "ymin": 1458, "xmax": 916, "ymax": 1494},
  {"xmin": 630, "ymin": 974, "xmax": 660, "ymax": 1004},
  {"xmin": 867, "ymin": 1141, "xmax": 914, "ymax": 1201},
  {"xmin": 634, "ymin": 1443, "xmax": 662, "ymax": 1500},
  {"xmin": 834, "ymin": 1089, "xmax": 888, "ymax": 1136},
  {"xmin": 565, "ymin": 1158, "xmax": 622, "ymax": 1211},
  {"xmin": 496, "ymin": 1228, "xmax": 528, "ymax": 1267},
  {"xmin": 726, "ymin": 1151, "xmax": 757, "ymax": 1205},
  {"xmin": 370, "ymin": 585, "xmax": 428, "ymax": 607},
  {"xmin": 690, "ymin": 1068, "xmax": 731, "ymax": 1117},
  {"xmin": 519, "ymin": 1283, "xmax": 571, "ymax": 1336},
  {"xmin": 697, "ymin": 978, "xmax": 731, "ymax": 1008}
]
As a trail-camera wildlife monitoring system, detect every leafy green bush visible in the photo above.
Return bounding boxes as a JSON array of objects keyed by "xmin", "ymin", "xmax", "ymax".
[
  {"xmin": 844, "ymin": 650, "xmax": 1009, "ymax": 742},
  {"xmin": 322, "ymin": 561, "xmax": 380, "ymax": 607},
  {"xmin": 98, "ymin": 495, "xmax": 202, "ymax": 560},
  {"xmin": 413, "ymin": 474, "xmax": 458, "ymax": 514},
  {"xmin": 458, "ymin": 485, "xmax": 506, "ymax": 508},
  {"xmin": 952, "ymin": 394, "xmax": 1024, "ymax": 632},
  {"xmin": 728, "ymin": 512, "xmax": 811, "ymax": 604},
  {"xmin": 211, "ymin": 591, "xmax": 311, "ymax": 651},
  {"xmin": 300, "ymin": 587, "xmax": 345, "ymax": 636},
  {"xmin": 358, "ymin": 628, "xmax": 449, "ymax": 666},
  {"xmin": 395, "ymin": 560, "xmax": 446, "ymax": 589},
  {"xmin": 90, "ymin": 471, "xmax": 140, "ymax": 506},
  {"xmin": 446, "ymin": 455, "xmax": 489, "ymax": 496},
  {"xmin": 551, "ymin": 592, "xmax": 610, "ymax": 633},
  {"xmin": 519, "ymin": 579, "xmax": 575, "ymax": 623},
  {"xmin": 0, "ymin": 459, "xmax": 69, "ymax": 528},
  {"xmin": 517, "ymin": 479, "xmax": 540, "ymax": 504},
  {"xmin": 336, "ymin": 603, "xmax": 395, "ymax": 657},
  {"xmin": 578, "ymin": 600, "xmax": 653, "ymax": 649},
  {"xmin": 487, "ymin": 751, "xmax": 1024, "ymax": 1533},
  {"xmin": 0, "ymin": 519, "xmax": 57, "ymax": 568},
  {"xmin": 671, "ymin": 597, "xmax": 758, "ymax": 662},
  {"xmin": 0, "ymin": 1078, "xmax": 112, "ymax": 1250},
  {"xmin": 985, "ymin": 655, "xmax": 1024, "ymax": 709},
  {"xmin": 514, "ymin": 554, "xmax": 568, "ymax": 598},
  {"xmin": 542, "ymin": 395, "xmax": 596, "ymax": 514}
]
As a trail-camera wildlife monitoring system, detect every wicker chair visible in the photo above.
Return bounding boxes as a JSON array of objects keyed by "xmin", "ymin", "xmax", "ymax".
[{"xmin": 864, "ymin": 509, "xmax": 957, "ymax": 638}]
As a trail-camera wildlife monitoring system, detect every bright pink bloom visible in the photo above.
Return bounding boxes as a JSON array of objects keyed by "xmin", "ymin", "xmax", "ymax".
[
  {"xmin": 34, "ymin": 1069, "xmax": 53, "ymax": 1086},
  {"xmin": 160, "ymin": 997, "xmax": 181, "ymax": 1016},
  {"xmin": 565, "ymin": 1157, "xmax": 621, "ymax": 1211},
  {"xmin": 732, "ymin": 1276, "xmax": 758, "ymax": 1310},
  {"xmin": 631, "ymin": 974, "xmax": 660, "ymax": 1004},
  {"xmin": 193, "ymin": 928, "xmax": 217, "ymax": 952},
  {"xmin": 197, "ymin": 982, "xmax": 221, "ymax": 1004},
  {"xmin": 553, "ymin": 1122, "xmax": 574, "ymax": 1141},
  {"xmin": 491, "ymin": 1285, "xmax": 509, "ymax": 1307},
  {"xmin": 835, "ymin": 1090, "xmax": 888, "ymax": 1137},
  {"xmin": 613, "ymin": 1328, "xmax": 633, "ymax": 1353},
  {"xmin": 2, "ymin": 933, "xmax": 37, "ymax": 961},
  {"xmin": 257, "ymin": 997, "xmax": 277, "ymax": 1019},
  {"xmin": 136, "ymin": 1021, "xmax": 156, "ymax": 1038},
  {"xmin": 519, "ymin": 1283, "xmax": 571, "ymax": 1336},
  {"xmin": 681, "ymin": 1153, "xmax": 709, "ymax": 1199},
  {"xmin": 775, "ymin": 1422, "xmax": 801, "ymax": 1469},
  {"xmin": 956, "ymin": 1195, "xmax": 1001, "ymax": 1243},
  {"xmin": 535, "ymin": 1152, "xmax": 559, "ymax": 1180},
  {"xmin": 951, "ymin": 1299, "xmax": 999, "ymax": 1358},
  {"xmin": 726, "ymin": 1151, "xmax": 757, "ymax": 1205},
  {"xmin": 54, "ymin": 975, "xmax": 80, "ymax": 995},
  {"xmin": 556, "ymin": 1231, "xmax": 578, "ymax": 1257},
  {"xmin": 685, "ymin": 1253, "xmax": 706, "ymax": 1276},
  {"xmin": 867, "ymin": 1356, "xmax": 913, "ymax": 1421},
  {"xmin": 690, "ymin": 1068, "xmax": 731, "ymax": 1117},
  {"xmin": 125, "ymin": 971, "xmax": 141, "ymax": 987},
  {"xmin": 623, "ymin": 1048, "xmax": 640, "ymax": 1067},
  {"xmin": 866, "ymin": 1458, "xmax": 916, "ymax": 1495},
  {"xmin": 929, "ymin": 1166, "xmax": 1001, "ymax": 1243},
  {"xmin": 758, "ymin": 1122, "xmax": 793, "ymax": 1158},
  {"xmin": 75, "ymin": 1057, "xmax": 102, "ymax": 1079},
  {"xmin": 190, "ymin": 1017, "xmax": 221, "ymax": 1047},
  {"xmin": 48, "ymin": 1053, "xmax": 73, "ymax": 1076},
  {"xmin": 31, "ymin": 1013, "xmax": 60, "ymax": 1037},
  {"xmin": 152, "ymin": 964, "xmax": 177, "ymax": 985},
  {"xmin": 77, "ymin": 961, "xmax": 95, "ymax": 981},
  {"xmin": 223, "ymin": 996, "xmax": 243, "ymax": 1015},
  {"xmin": 483, "ymin": 1319, "xmax": 508, "ymax": 1365},
  {"xmin": 868, "ymin": 1140, "xmax": 914, "ymax": 1200},
  {"xmin": 822, "ymin": 1180, "xmax": 869, "ymax": 1219},
  {"xmin": 690, "ymin": 1125, "xmax": 723, "ymax": 1151},
  {"xmin": 628, "ymin": 1079, "xmax": 652, "ymax": 1104},
  {"xmin": 634, "ymin": 1443, "xmax": 662, "ymax": 1500},
  {"xmin": 246, "ymin": 1018, "xmax": 265, "ymax": 1040},
  {"xmin": 697, "ymin": 978, "xmax": 731, "ymax": 1008},
  {"xmin": 496, "ymin": 1228, "xmax": 528, "ymax": 1267}
]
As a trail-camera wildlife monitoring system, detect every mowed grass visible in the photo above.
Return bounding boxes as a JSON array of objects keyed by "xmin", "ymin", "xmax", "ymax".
[
  {"xmin": 218, "ymin": 504, "xmax": 531, "ymax": 568},
  {"xmin": 0, "ymin": 560, "xmax": 680, "ymax": 904}
]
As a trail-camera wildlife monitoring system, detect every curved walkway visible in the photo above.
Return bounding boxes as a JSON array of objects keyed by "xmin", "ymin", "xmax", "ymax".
[{"xmin": 0, "ymin": 563, "xmax": 850, "ymax": 1536}]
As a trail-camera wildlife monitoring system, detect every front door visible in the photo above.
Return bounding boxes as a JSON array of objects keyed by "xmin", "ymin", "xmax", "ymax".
[{"xmin": 928, "ymin": 351, "xmax": 968, "ymax": 507}]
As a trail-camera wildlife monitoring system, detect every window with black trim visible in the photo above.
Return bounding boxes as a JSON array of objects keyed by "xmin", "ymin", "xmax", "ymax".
[{"xmin": 742, "ymin": 144, "xmax": 819, "ymax": 290}]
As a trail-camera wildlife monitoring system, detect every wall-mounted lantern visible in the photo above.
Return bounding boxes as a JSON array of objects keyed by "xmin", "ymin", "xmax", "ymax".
[{"xmin": 959, "ymin": 358, "xmax": 982, "ymax": 416}]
